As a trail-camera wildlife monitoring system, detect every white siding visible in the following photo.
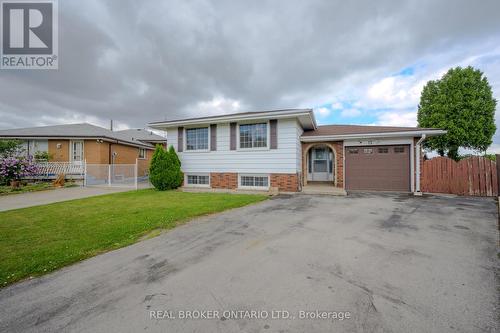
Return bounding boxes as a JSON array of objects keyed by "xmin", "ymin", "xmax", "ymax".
[
  {"xmin": 167, "ymin": 118, "xmax": 302, "ymax": 174},
  {"xmin": 295, "ymin": 120, "xmax": 303, "ymax": 172}
]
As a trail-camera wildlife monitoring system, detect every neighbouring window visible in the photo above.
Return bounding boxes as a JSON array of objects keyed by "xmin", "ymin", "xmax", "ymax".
[
  {"xmin": 186, "ymin": 127, "xmax": 209, "ymax": 151},
  {"xmin": 187, "ymin": 175, "xmax": 209, "ymax": 185},
  {"xmin": 363, "ymin": 148, "xmax": 373, "ymax": 154},
  {"xmin": 378, "ymin": 147, "xmax": 389, "ymax": 154},
  {"xmin": 394, "ymin": 146, "xmax": 405, "ymax": 153},
  {"xmin": 138, "ymin": 148, "xmax": 146, "ymax": 159},
  {"xmin": 240, "ymin": 175, "xmax": 269, "ymax": 188},
  {"xmin": 347, "ymin": 148, "xmax": 358, "ymax": 154},
  {"xmin": 239, "ymin": 123, "xmax": 267, "ymax": 148}
]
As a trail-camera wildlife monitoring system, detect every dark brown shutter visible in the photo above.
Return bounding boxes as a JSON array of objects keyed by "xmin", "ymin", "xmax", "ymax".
[
  {"xmin": 210, "ymin": 124, "xmax": 217, "ymax": 151},
  {"xmin": 270, "ymin": 119, "xmax": 278, "ymax": 149},
  {"xmin": 177, "ymin": 127, "xmax": 183, "ymax": 152},
  {"xmin": 230, "ymin": 122, "xmax": 237, "ymax": 150}
]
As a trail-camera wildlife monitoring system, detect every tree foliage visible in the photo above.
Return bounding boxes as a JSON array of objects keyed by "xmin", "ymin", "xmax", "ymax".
[
  {"xmin": 417, "ymin": 66, "xmax": 496, "ymax": 160},
  {"xmin": 149, "ymin": 145, "xmax": 183, "ymax": 191},
  {"xmin": 0, "ymin": 140, "xmax": 23, "ymax": 158}
]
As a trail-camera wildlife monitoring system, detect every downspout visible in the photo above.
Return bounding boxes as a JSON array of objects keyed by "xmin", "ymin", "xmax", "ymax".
[{"xmin": 414, "ymin": 134, "xmax": 426, "ymax": 195}]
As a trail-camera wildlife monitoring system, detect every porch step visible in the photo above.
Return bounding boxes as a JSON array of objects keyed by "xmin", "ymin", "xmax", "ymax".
[{"xmin": 302, "ymin": 185, "xmax": 347, "ymax": 196}]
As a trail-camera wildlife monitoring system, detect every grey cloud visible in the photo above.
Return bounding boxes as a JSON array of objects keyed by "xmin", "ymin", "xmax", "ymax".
[{"xmin": 0, "ymin": 0, "xmax": 499, "ymax": 129}]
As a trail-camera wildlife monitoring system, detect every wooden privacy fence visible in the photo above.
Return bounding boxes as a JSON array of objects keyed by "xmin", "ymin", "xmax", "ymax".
[{"xmin": 421, "ymin": 156, "xmax": 498, "ymax": 196}]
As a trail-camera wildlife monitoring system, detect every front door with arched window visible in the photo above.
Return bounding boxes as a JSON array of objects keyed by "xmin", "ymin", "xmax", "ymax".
[{"xmin": 308, "ymin": 147, "xmax": 334, "ymax": 182}]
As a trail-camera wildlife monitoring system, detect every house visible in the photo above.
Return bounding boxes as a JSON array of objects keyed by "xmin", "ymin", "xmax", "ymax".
[
  {"xmin": 149, "ymin": 109, "xmax": 445, "ymax": 193},
  {"xmin": 0, "ymin": 123, "xmax": 166, "ymax": 176}
]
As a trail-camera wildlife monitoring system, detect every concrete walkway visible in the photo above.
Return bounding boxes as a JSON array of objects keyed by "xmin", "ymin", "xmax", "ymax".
[{"xmin": 0, "ymin": 186, "xmax": 147, "ymax": 211}]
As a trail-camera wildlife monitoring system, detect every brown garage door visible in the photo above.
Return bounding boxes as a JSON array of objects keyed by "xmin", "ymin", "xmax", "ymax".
[{"xmin": 345, "ymin": 145, "xmax": 410, "ymax": 191}]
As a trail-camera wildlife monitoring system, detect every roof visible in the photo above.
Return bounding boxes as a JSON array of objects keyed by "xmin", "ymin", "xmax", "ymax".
[
  {"xmin": 114, "ymin": 129, "xmax": 167, "ymax": 142},
  {"xmin": 301, "ymin": 124, "xmax": 446, "ymax": 141},
  {"xmin": 149, "ymin": 108, "xmax": 317, "ymax": 130},
  {"xmin": 0, "ymin": 123, "xmax": 159, "ymax": 149}
]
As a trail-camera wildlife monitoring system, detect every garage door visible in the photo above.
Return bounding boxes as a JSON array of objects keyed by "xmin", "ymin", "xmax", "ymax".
[{"xmin": 345, "ymin": 145, "xmax": 410, "ymax": 191}]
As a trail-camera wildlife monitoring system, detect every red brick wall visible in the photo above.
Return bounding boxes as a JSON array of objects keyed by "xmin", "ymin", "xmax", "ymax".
[
  {"xmin": 302, "ymin": 141, "xmax": 344, "ymax": 189},
  {"xmin": 270, "ymin": 173, "xmax": 300, "ymax": 192},
  {"xmin": 210, "ymin": 173, "xmax": 238, "ymax": 189}
]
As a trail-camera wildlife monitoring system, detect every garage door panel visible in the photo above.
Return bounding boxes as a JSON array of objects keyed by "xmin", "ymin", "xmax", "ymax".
[{"xmin": 345, "ymin": 145, "xmax": 410, "ymax": 191}]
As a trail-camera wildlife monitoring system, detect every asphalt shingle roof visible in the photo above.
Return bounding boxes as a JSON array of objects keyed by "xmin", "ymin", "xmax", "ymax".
[
  {"xmin": 301, "ymin": 124, "xmax": 438, "ymax": 137},
  {"xmin": 0, "ymin": 123, "xmax": 165, "ymax": 148}
]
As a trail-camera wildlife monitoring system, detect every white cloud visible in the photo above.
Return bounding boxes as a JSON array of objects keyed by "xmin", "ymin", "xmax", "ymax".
[
  {"xmin": 375, "ymin": 111, "xmax": 417, "ymax": 127},
  {"xmin": 366, "ymin": 75, "xmax": 424, "ymax": 110},
  {"xmin": 189, "ymin": 96, "xmax": 243, "ymax": 116},
  {"xmin": 331, "ymin": 102, "xmax": 343, "ymax": 109},
  {"xmin": 486, "ymin": 143, "xmax": 500, "ymax": 154},
  {"xmin": 315, "ymin": 107, "xmax": 331, "ymax": 117},
  {"xmin": 340, "ymin": 108, "xmax": 361, "ymax": 118}
]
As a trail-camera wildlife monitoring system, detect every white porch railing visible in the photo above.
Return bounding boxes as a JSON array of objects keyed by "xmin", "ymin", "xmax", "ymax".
[{"xmin": 34, "ymin": 162, "xmax": 85, "ymax": 178}]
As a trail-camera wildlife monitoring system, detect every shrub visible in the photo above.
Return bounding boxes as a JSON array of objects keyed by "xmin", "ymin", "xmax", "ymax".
[
  {"xmin": 34, "ymin": 151, "xmax": 53, "ymax": 161},
  {"xmin": 0, "ymin": 156, "xmax": 39, "ymax": 185},
  {"xmin": 149, "ymin": 145, "xmax": 183, "ymax": 191},
  {"xmin": 168, "ymin": 145, "xmax": 183, "ymax": 187}
]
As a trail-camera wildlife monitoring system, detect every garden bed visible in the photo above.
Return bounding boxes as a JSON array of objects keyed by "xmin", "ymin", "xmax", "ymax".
[{"xmin": 0, "ymin": 181, "xmax": 78, "ymax": 196}]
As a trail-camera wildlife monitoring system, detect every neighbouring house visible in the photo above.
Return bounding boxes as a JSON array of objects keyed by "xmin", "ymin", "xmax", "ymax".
[
  {"xmin": 149, "ymin": 109, "xmax": 445, "ymax": 193},
  {"xmin": 0, "ymin": 123, "xmax": 166, "ymax": 177}
]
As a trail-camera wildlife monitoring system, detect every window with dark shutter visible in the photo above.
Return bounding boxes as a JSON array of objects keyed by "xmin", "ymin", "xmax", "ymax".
[
  {"xmin": 177, "ymin": 127, "xmax": 184, "ymax": 152},
  {"xmin": 230, "ymin": 122, "xmax": 237, "ymax": 150},
  {"xmin": 270, "ymin": 119, "xmax": 277, "ymax": 149},
  {"xmin": 210, "ymin": 124, "xmax": 217, "ymax": 151}
]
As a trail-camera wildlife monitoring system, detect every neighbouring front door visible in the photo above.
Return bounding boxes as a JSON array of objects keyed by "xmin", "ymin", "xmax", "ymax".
[
  {"xmin": 312, "ymin": 147, "xmax": 329, "ymax": 181},
  {"xmin": 71, "ymin": 141, "xmax": 83, "ymax": 164}
]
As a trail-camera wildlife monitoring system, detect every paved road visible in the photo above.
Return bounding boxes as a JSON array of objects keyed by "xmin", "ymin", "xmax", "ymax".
[
  {"xmin": 0, "ymin": 193, "xmax": 497, "ymax": 332},
  {"xmin": 0, "ymin": 184, "xmax": 150, "ymax": 211}
]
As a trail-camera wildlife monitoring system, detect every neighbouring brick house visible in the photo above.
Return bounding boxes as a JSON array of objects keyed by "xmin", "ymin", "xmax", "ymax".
[
  {"xmin": 149, "ymin": 109, "xmax": 445, "ymax": 193},
  {"xmin": 0, "ymin": 123, "xmax": 166, "ymax": 177}
]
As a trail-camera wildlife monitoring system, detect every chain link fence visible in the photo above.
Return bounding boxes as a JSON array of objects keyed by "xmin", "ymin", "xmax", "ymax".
[{"xmin": 84, "ymin": 162, "xmax": 149, "ymax": 189}]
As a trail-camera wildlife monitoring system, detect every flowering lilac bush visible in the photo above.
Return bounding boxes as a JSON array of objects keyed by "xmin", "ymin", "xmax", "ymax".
[{"xmin": 0, "ymin": 156, "xmax": 39, "ymax": 184}]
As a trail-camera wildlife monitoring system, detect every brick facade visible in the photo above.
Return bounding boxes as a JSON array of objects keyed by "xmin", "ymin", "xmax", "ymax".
[
  {"xmin": 48, "ymin": 139, "xmax": 152, "ymax": 177},
  {"xmin": 48, "ymin": 140, "xmax": 70, "ymax": 162},
  {"xmin": 270, "ymin": 173, "xmax": 300, "ymax": 192},
  {"xmin": 301, "ymin": 141, "xmax": 344, "ymax": 189},
  {"xmin": 206, "ymin": 173, "xmax": 300, "ymax": 192},
  {"xmin": 210, "ymin": 173, "xmax": 238, "ymax": 189}
]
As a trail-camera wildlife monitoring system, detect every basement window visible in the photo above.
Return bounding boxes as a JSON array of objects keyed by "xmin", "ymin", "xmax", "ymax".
[
  {"xmin": 239, "ymin": 174, "xmax": 269, "ymax": 190},
  {"xmin": 186, "ymin": 174, "xmax": 210, "ymax": 187}
]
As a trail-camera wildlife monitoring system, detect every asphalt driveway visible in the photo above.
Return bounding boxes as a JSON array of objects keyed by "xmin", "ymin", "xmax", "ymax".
[{"xmin": 0, "ymin": 193, "xmax": 498, "ymax": 332}]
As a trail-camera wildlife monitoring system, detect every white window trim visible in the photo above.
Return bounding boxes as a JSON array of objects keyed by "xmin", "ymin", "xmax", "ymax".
[
  {"xmin": 236, "ymin": 120, "xmax": 270, "ymax": 151},
  {"xmin": 184, "ymin": 126, "xmax": 210, "ymax": 153},
  {"xmin": 238, "ymin": 173, "xmax": 270, "ymax": 191},
  {"xmin": 185, "ymin": 173, "xmax": 210, "ymax": 188},
  {"xmin": 69, "ymin": 140, "xmax": 84, "ymax": 163},
  {"xmin": 138, "ymin": 148, "xmax": 147, "ymax": 159}
]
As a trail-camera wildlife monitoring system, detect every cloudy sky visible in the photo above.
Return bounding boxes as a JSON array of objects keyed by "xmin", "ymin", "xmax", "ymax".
[{"xmin": 1, "ymin": 0, "xmax": 500, "ymax": 150}]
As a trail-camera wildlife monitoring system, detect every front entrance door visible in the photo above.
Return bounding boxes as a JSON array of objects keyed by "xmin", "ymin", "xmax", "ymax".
[
  {"xmin": 312, "ymin": 147, "xmax": 329, "ymax": 181},
  {"xmin": 71, "ymin": 141, "xmax": 84, "ymax": 164}
]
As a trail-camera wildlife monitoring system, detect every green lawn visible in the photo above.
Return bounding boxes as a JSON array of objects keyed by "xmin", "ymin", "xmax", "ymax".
[{"xmin": 0, "ymin": 189, "xmax": 267, "ymax": 287}]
